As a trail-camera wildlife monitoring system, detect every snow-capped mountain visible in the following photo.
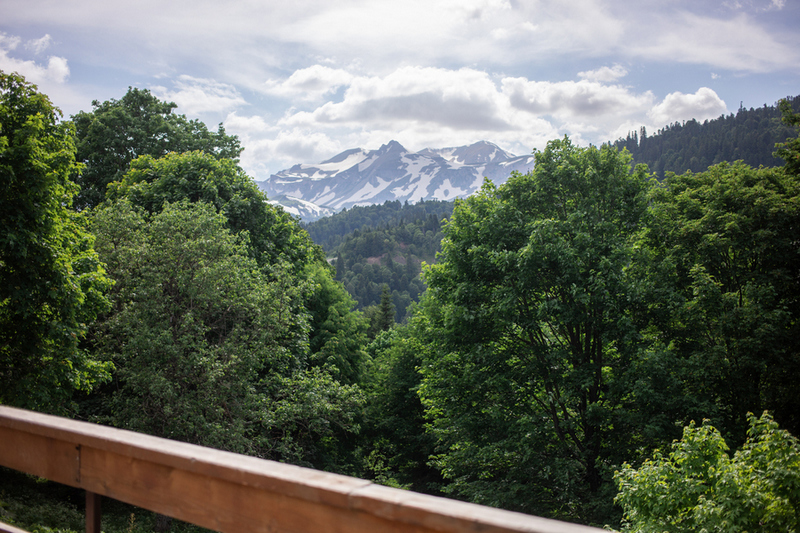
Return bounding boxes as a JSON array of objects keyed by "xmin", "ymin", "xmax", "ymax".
[
  {"xmin": 267, "ymin": 195, "xmax": 337, "ymax": 221},
  {"xmin": 256, "ymin": 141, "xmax": 535, "ymax": 221}
]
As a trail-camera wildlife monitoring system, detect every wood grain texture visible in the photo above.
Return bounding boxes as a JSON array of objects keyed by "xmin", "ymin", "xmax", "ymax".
[
  {"xmin": 0, "ymin": 406, "xmax": 602, "ymax": 533},
  {"xmin": 85, "ymin": 492, "xmax": 101, "ymax": 533}
]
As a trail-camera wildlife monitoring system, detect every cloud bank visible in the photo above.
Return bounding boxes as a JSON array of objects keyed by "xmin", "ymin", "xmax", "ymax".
[
  {"xmin": 2, "ymin": 0, "xmax": 796, "ymax": 179},
  {"xmin": 222, "ymin": 65, "xmax": 731, "ymax": 177}
]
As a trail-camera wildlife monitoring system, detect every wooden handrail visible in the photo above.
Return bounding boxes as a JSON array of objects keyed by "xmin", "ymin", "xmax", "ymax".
[{"xmin": 0, "ymin": 406, "xmax": 603, "ymax": 533}]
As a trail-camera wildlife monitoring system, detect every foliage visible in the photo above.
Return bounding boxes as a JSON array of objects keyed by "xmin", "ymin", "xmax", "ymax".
[
  {"xmin": 105, "ymin": 150, "xmax": 365, "ymax": 384},
  {"xmin": 305, "ymin": 199, "xmax": 455, "ymax": 251},
  {"xmin": 0, "ymin": 468, "xmax": 84, "ymax": 533},
  {"xmin": 418, "ymin": 138, "xmax": 653, "ymax": 523},
  {"xmin": 305, "ymin": 199, "xmax": 453, "ymax": 320},
  {"xmin": 0, "ymin": 467, "xmax": 209, "ymax": 533},
  {"xmin": 0, "ymin": 71, "xmax": 112, "ymax": 413},
  {"xmin": 643, "ymin": 160, "xmax": 800, "ymax": 438},
  {"xmin": 775, "ymin": 97, "xmax": 800, "ymax": 176},
  {"xmin": 259, "ymin": 366, "xmax": 365, "ymax": 471},
  {"xmin": 328, "ymin": 211, "xmax": 448, "ymax": 320},
  {"xmin": 614, "ymin": 412, "xmax": 800, "ymax": 532},
  {"xmin": 72, "ymin": 87, "xmax": 241, "ymax": 209},
  {"xmin": 613, "ymin": 95, "xmax": 800, "ymax": 178},
  {"xmin": 305, "ymin": 262, "xmax": 369, "ymax": 385},
  {"xmin": 90, "ymin": 200, "xmax": 308, "ymax": 452},
  {"xmin": 362, "ymin": 284, "xmax": 396, "ymax": 338},
  {"xmin": 88, "ymin": 199, "xmax": 363, "ymax": 466},
  {"xmin": 360, "ymin": 311, "xmax": 443, "ymax": 493},
  {"xmin": 109, "ymin": 150, "xmax": 319, "ymax": 269}
]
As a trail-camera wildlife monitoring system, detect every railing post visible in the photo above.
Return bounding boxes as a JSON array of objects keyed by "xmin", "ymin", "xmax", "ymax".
[{"xmin": 86, "ymin": 492, "xmax": 101, "ymax": 533}]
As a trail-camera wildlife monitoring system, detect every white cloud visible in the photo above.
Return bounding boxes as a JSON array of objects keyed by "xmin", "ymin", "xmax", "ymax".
[
  {"xmin": 578, "ymin": 64, "xmax": 628, "ymax": 83},
  {"xmin": 223, "ymin": 65, "xmax": 740, "ymax": 180},
  {"xmin": 723, "ymin": 0, "xmax": 786, "ymax": 10},
  {"xmin": 264, "ymin": 65, "xmax": 354, "ymax": 102},
  {"xmin": 489, "ymin": 21, "xmax": 537, "ymax": 40},
  {"xmin": 0, "ymin": 32, "xmax": 69, "ymax": 84},
  {"xmin": 647, "ymin": 88, "xmax": 728, "ymax": 126},
  {"xmin": 0, "ymin": 33, "xmax": 21, "ymax": 51},
  {"xmin": 5, "ymin": 2, "xmax": 787, "ymax": 181},
  {"xmin": 634, "ymin": 12, "xmax": 798, "ymax": 72},
  {"xmin": 152, "ymin": 75, "xmax": 247, "ymax": 116},
  {"xmin": 25, "ymin": 34, "xmax": 52, "ymax": 55},
  {"xmin": 44, "ymin": 56, "xmax": 69, "ymax": 83},
  {"xmin": 231, "ymin": 65, "xmax": 689, "ymax": 178},
  {"xmin": 502, "ymin": 78, "xmax": 653, "ymax": 120},
  {"xmin": 283, "ymin": 67, "xmax": 514, "ymax": 132},
  {"xmin": 224, "ymin": 112, "xmax": 271, "ymax": 134},
  {"xmin": 234, "ymin": 127, "xmax": 352, "ymax": 179}
]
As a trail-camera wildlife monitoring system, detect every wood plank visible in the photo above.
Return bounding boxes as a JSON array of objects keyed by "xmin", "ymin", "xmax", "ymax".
[
  {"xmin": 0, "ymin": 406, "xmax": 605, "ymax": 533},
  {"xmin": 0, "ymin": 425, "xmax": 80, "ymax": 487},
  {"xmin": 77, "ymin": 445, "xmax": 409, "ymax": 533}
]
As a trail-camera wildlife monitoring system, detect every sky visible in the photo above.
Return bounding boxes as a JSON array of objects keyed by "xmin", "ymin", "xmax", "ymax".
[{"xmin": 1, "ymin": 0, "xmax": 798, "ymax": 181}]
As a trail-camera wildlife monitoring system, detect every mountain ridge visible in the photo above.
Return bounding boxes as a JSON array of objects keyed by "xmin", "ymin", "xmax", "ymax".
[{"xmin": 257, "ymin": 140, "xmax": 535, "ymax": 221}]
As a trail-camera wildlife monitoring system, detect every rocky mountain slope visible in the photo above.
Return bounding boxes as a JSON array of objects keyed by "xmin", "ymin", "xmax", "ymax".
[{"xmin": 257, "ymin": 140, "xmax": 535, "ymax": 220}]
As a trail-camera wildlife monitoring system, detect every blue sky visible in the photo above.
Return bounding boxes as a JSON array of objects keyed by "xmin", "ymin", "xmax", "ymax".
[{"xmin": 2, "ymin": 0, "xmax": 798, "ymax": 181}]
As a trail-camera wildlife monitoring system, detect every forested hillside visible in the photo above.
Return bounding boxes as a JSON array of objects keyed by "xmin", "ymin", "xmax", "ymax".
[
  {"xmin": 2, "ymin": 70, "xmax": 800, "ymax": 532},
  {"xmin": 305, "ymin": 200, "xmax": 454, "ymax": 320},
  {"xmin": 613, "ymin": 94, "xmax": 800, "ymax": 177},
  {"xmin": 305, "ymin": 199, "xmax": 454, "ymax": 251}
]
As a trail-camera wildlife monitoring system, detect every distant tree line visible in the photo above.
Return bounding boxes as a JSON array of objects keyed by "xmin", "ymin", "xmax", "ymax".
[
  {"xmin": 304, "ymin": 199, "xmax": 454, "ymax": 250},
  {"xmin": 613, "ymin": 94, "xmax": 800, "ymax": 178}
]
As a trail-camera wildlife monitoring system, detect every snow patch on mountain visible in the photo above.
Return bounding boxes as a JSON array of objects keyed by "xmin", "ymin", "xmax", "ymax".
[
  {"xmin": 268, "ymin": 195, "xmax": 337, "ymax": 221},
  {"xmin": 257, "ymin": 140, "xmax": 536, "ymax": 221}
]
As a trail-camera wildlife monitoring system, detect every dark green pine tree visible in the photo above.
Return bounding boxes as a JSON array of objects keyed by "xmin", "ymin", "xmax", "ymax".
[
  {"xmin": 335, "ymin": 253, "xmax": 345, "ymax": 281},
  {"xmin": 377, "ymin": 284, "xmax": 396, "ymax": 332}
]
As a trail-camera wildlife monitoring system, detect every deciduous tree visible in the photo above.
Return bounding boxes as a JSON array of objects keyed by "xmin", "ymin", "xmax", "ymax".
[
  {"xmin": 0, "ymin": 71, "xmax": 112, "ymax": 412},
  {"xmin": 90, "ymin": 200, "xmax": 307, "ymax": 451},
  {"xmin": 419, "ymin": 138, "xmax": 652, "ymax": 523},
  {"xmin": 72, "ymin": 88, "xmax": 241, "ymax": 209},
  {"xmin": 615, "ymin": 413, "xmax": 800, "ymax": 532},
  {"xmin": 643, "ymin": 161, "xmax": 800, "ymax": 438},
  {"xmin": 107, "ymin": 150, "xmax": 318, "ymax": 269}
]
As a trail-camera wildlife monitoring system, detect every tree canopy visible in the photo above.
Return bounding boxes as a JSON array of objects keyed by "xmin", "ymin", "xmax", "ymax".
[
  {"xmin": 89, "ymin": 200, "xmax": 306, "ymax": 450},
  {"xmin": 72, "ymin": 87, "xmax": 241, "ymax": 209},
  {"xmin": 615, "ymin": 413, "xmax": 800, "ymax": 532},
  {"xmin": 0, "ymin": 71, "xmax": 112, "ymax": 412},
  {"xmin": 108, "ymin": 150, "xmax": 319, "ymax": 269},
  {"xmin": 419, "ymin": 138, "xmax": 653, "ymax": 523},
  {"xmin": 4, "ymin": 75, "xmax": 800, "ymax": 532},
  {"xmin": 642, "ymin": 160, "xmax": 800, "ymax": 438},
  {"xmin": 88, "ymin": 199, "xmax": 364, "ymax": 465},
  {"xmin": 612, "ymin": 95, "xmax": 800, "ymax": 178}
]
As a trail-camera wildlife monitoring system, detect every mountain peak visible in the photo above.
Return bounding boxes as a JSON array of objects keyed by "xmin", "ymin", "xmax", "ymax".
[
  {"xmin": 417, "ymin": 141, "xmax": 516, "ymax": 165},
  {"xmin": 257, "ymin": 140, "xmax": 535, "ymax": 221},
  {"xmin": 378, "ymin": 140, "xmax": 407, "ymax": 153}
]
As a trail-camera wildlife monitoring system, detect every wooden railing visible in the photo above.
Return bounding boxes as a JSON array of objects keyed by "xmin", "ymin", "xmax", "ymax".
[{"xmin": 0, "ymin": 406, "xmax": 603, "ymax": 533}]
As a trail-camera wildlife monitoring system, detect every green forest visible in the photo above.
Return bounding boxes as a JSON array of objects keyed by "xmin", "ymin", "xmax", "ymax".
[
  {"xmin": 306, "ymin": 200, "xmax": 454, "ymax": 321},
  {"xmin": 2, "ymin": 70, "xmax": 800, "ymax": 532},
  {"xmin": 307, "ymin": 97, "xmax": 800, "ymax": 327},
  {"xmin": 613, "ymin": 95, "xmax": 800, "ymax": 178}
]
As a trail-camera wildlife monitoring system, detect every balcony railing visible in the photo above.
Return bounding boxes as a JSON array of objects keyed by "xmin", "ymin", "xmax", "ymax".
[{"xmin": 0, "ymin": 405, "xmax": 603, "ymax": 533}]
